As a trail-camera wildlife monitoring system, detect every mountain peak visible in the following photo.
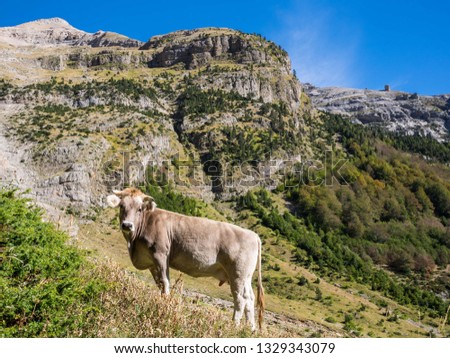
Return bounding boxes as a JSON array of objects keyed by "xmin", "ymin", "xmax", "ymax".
[
  {"xmin": 38, "ymin": 17, "xmax": 69, "ymax": 24},
  {"xmin": 0, "ymin": 18, "xmax": 142, "ymax": 48},
  {"xmin": 0, "ymin": 17, "xmax": 87, "ymax": 47},
  {"xmin": 12, "ymin": 17, "xmax": 84, "ymax": 34},
  {"xmin": 18, "ymin": 17, "xmax": 72, "ymax": 27}
]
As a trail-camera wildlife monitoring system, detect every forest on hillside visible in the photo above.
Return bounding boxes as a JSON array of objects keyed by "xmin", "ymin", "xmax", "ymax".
[{"xmin": 141, "ymin": 112, "xmax": 450, "ymax": 322}]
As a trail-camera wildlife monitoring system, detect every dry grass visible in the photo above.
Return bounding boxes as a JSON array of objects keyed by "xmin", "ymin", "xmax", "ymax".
[
  {"xmin": 73, "ymin": 257, "xmax": 252, "ymax": 338},
  {"xmin": 74, "ymin": 256, "xmax": 338, "ymax": 338}
]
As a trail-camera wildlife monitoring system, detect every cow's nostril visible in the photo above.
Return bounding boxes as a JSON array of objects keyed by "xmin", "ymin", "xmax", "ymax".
[{"xmin": 121, "ymin": 222, "xmax": 133, "ymax": 230}]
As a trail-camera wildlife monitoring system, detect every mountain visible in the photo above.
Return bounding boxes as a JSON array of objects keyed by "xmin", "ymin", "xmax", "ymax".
[
  {"xmin": 0, "ymin": 21, "xmax": 307, "ymax": 212},
  {"xmin": 304, "ymin": 83, "xmax": 450, "ymax": 141},
  {"xmin": 0, "ymin": 17, "xmax": 142, "ymax": 47},
  {"xmin": 1, "ymin": 18, "xmax": 449, "ymax": 338}
]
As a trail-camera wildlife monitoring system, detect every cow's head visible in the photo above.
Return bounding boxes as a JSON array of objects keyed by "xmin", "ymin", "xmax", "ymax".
[{"xmin": 106, "ymin": 188, "xmax": 156, "ymax": 234}]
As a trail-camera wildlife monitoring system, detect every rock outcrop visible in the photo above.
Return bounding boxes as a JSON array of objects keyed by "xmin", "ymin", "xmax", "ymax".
[
  {"xmin": 75, "ymin": 30, "xmax": 143, "ymax": 48},
  {"xmin": 140, "ymin": 28, "xmax": 291, "ymax": 72},
  {"xmin": 139, "ymin": 28, "xmax": 301, "ymax": 110},
  {"xmin": 304, "ymin": 84, "xmax": 450, "ymax": 141}
]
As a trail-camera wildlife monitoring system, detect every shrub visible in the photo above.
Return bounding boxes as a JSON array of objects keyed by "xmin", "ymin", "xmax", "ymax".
[
  {"xmin": 297, "ymin": 276, "xmax": 308, "ymax": 286},
  {"xmin": 315, "ymin": 287, "xmax": 323, "ymax": 301},
  {"xmin": 0, "ymin": 189, "xmax": 104, "ymax": 337}
]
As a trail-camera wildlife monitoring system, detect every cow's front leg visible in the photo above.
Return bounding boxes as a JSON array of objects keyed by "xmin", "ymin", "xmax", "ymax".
[
  {"xmin": 149, "ymin": 267, "xmax": 162, "ymax": 291},
  {"xmin": 151, "ymin": 253, "xmax": 170, "ymax": 295}
]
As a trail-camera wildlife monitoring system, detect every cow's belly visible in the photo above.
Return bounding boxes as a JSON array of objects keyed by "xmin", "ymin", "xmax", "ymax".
[{"xmin": 170, "ymin": 255, "xmax": 226, "ymax": 280}]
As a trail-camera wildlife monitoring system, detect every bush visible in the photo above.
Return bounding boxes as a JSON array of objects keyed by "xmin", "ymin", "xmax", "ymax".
[
  {"xmin": 315, "ymin": 287, "xmax": 323, "ymax": 301},
  {"xmin": 343, "ymin": 313, "xmax": 360, "ymax": 334},
  {"xmin": 0, "ymin": 189, "xmax": 104, "ymax": 337},
  {"xmin": 386, "ymin": 249, "xmax": 413, "ymax": 274},
  {"xmin": 297, "ymin": 276, "xmax": 308, "ymax": 286}
]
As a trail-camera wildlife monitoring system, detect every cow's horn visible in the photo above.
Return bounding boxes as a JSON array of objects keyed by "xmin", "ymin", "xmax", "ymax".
[
  {"xmin": 143, "ymin": 195, "xmax": 157, "ymax": 211},
  {"xmin": 113, "ymin": 190, "xmax": 124, "ymax": 197}
]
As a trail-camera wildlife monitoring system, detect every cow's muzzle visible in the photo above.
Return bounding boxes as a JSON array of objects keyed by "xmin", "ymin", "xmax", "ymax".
[{"xmin": 121, "ymin": 221, "xmax": 135, "ymax": 232}]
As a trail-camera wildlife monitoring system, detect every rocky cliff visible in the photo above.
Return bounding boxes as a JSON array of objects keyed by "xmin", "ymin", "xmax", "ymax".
[
  {"xmin": 140, "ymin": 28, "xmax": 292, "ymax": 70},
  {"xmin": 304, "ymin": 84, "xmax": 450, "ymax": 141},
  {"xmin": 0, "ymin": 19, "xmax": 309, "ymax": 220}
]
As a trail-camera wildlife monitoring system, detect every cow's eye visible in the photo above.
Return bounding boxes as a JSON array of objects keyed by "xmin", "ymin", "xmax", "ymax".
[{"xmin": 138, "ymin": 208, "xmax": 142, "ymax": 213}]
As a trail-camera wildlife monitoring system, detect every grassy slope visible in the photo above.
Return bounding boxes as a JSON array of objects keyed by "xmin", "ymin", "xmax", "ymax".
[
  {"xmin": 77, "ymin": 206, "xmax": 337, "ymax": 337},
  {"xmin": 77, "ymin": 200, "xmax": 446, "ymax": 338}
]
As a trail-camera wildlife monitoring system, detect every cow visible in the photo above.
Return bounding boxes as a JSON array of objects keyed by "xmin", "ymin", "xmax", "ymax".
[{"xmin": 106, "ymin": 187, "xmax": 265, "ymax": 331}]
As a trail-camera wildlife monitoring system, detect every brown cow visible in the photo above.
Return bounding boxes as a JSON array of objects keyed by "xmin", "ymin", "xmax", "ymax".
[{"xmin": 107, "ymin": 187, "xmax": 264, "ymax": 331}]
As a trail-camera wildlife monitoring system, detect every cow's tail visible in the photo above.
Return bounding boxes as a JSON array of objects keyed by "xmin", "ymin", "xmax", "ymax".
[{"xmin": 257, "ymin": 236, "xmax": 265, "ymax": 331}]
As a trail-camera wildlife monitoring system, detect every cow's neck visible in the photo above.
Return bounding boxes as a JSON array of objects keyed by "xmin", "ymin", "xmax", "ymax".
[{"xmin": 132, "ymin": 211, "xmax": 149, "ymax": 241}]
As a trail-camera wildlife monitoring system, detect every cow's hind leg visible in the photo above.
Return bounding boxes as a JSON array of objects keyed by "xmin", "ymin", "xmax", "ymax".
[
  {"xmin": 244, "ymin": 277, "xmax": 256, "ymax": 331},
  {"xmin": 229, "ymin": 277, "xmax": 246, "ymax": 326}
]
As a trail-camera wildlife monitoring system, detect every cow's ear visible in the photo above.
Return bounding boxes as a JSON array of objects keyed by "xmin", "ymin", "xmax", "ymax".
[
  {"xmin": 143, "ymin": 195, "xmax": 157, "ymax": 212},
  {"xmin": 107, "ymin": 194, "xmax": 121, "ymax": 208}
]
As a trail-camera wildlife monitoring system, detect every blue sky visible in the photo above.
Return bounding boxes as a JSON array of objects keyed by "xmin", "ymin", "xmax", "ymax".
[{"xmin": 1, "ymin": 0, "xmax": 449, "ymax": 95}]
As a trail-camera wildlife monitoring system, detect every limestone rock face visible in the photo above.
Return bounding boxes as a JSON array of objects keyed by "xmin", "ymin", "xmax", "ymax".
[
  {"xmin": 304, "ymin": 84, "xmax": 450, "ymax": 141},
  {"xmin": 138, "ymin": 28, "xmax": 301, "ymax": 109},
  {"xmin": 0, "ymin": 21, "xmax": 313, "ymax": 210},
  {"xmin": 141, "ymin": 28, "xmax": 291, "ymax": 72},
  {"xmin": 203, "ymin": 69, "xmax": 301, "ymax": 108}
]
